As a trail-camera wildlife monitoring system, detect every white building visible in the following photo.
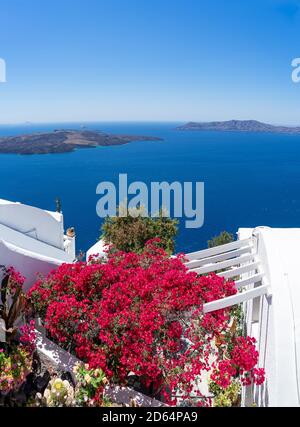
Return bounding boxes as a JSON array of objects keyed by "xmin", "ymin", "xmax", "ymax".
[{"xmin": 0, "ymin": 198, "xmax": 76, "ymax": 291}]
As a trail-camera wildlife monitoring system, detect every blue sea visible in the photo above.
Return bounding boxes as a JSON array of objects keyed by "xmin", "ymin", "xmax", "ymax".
[{"xmin": 1, "ymin": 122, "xmax": 300, "ymax": 254}]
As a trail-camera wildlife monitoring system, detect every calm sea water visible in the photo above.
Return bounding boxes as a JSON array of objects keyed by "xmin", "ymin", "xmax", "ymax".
[{"xmin": 1, "ymin": 122, "xmax": 300, "ymax": 254}]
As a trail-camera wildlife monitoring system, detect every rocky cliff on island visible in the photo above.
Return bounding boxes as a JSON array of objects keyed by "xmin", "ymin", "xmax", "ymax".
[
  {"xmin": 0, "ymin": 130, "xmax": 163, "ymax": 155},
  {"xmin": 177, "ymin": 120, "xmax": 300, "ymax": 134}
]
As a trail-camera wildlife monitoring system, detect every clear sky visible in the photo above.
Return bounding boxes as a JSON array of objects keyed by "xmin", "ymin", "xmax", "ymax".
[{"xmin": 0, "ymin": 0, "xmax": 300, "ymax": 124}]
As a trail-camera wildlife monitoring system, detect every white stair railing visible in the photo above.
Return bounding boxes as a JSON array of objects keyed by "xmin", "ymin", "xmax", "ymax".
[
  {"xmin": 185, "ymin": 246, "xmax": 252, "ymax": 269},
  {"xmin": 189, "ymin": 253, "xmax": 255, "ymax": 275},
  {"xmin": 203, "ymin": 283, "xmax": 268, "ymax": 313},
  {"xmin": 184, "ymin": 236, "xmax": 268, "ymax": 314},
  {"xmin": 185, "ymin": 238, "xmax": 253, "ymax": 261}
]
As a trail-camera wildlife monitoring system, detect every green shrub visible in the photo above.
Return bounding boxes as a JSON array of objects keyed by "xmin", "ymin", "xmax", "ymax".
[
  {"xmin": 208, "ymin": 231, "xmax": 234, "ymax": 248},
  {"xmin": 101, "ymin": 207, "xmax": 178, "ymax": 254}
]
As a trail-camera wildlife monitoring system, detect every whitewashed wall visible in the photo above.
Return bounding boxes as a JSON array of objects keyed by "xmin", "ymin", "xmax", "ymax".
[
  {"xmin": 0, "ymin": 199, "xmax": 64, "ymax": 249},
  {"xmin": 0, "ymin": 239, "xmax": 69, "ymax": 292},
  {"xmin": 0, "ymin": 199, "xmax": 74, "ymax": 292}
]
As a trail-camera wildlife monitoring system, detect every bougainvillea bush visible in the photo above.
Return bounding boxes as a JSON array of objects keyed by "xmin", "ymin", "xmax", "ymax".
[{"xmin": 28, "ymin": 239, "xmax": 264, "ymax": 406}]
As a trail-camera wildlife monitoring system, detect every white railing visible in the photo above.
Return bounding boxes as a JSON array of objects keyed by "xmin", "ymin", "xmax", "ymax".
[
  {"xmin": 217, "ymin": 261, "xmax": 260, "ymax": 279},
  {"xmin": 185, "ymin": 246, "xmax": 252, "ymax": 269},
  {"xmin": 185, "ymin": 236, "xmax": 268, "ymax": 314},
  {"xmin": 189, "ymin": 253, "xmax": 255, "ymax": 275},
  {"xmin": 203, "ymin": 283, "xmax": 268, "ymax": 313},
  {"xmin": 235, "ymin": 272, "xmax": 263, "ymax": 289},
  {"xmin": 185, "ymin": 238, "xmax": 253, "ymax": 261}
]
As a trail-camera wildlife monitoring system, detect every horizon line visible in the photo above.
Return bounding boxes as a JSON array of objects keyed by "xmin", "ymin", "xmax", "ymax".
[{"xmin": 0, "ymin": 118, "xmax": 300, "ymax": 127}]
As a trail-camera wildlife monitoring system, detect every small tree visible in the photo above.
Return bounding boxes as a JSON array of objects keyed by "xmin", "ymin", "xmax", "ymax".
[
  {"xmin": 208, "ymin": 231, "xmax": 234, "ymax": 248},
  {"xmin": 101, "ymin": 207, "xmax": 178, "ymax": 254}
]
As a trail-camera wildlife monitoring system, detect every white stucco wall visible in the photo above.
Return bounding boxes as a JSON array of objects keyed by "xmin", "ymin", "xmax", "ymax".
[
  {"xmin": 0, "ymin": 238, "xmax": 71, "ymax": 292},
  {"xmin": 0, "ymin": 199, "xmax": 74, "ymax": 291},
  {"xmin": 0, "ymin": 199, "xmax": 64, "ymax": 249}
]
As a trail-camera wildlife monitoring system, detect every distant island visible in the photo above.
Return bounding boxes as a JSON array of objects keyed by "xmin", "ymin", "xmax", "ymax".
[
  {"xmin": 0, "ymin": 130, "xmax": 163, "ymax": 155},
  {"xmin": 177, "ymin": 120, "xmax": 300, "ymax": 134}
]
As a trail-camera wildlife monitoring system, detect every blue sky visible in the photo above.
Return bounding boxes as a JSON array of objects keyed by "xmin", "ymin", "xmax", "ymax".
[{"xmin": 0, "ymin": 0, "xmax": 300, "ymax": 124}]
